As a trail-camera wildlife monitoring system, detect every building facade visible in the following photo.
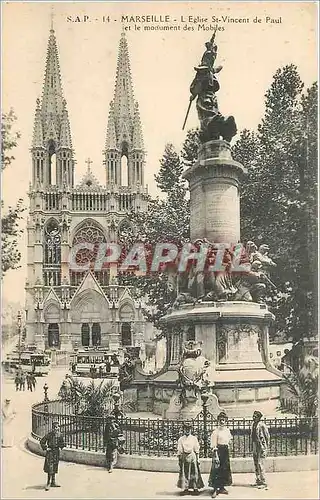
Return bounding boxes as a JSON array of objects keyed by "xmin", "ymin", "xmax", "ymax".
[{"xmin": 25, "ymin": 28, "xmax": 150, "ymax": 353}]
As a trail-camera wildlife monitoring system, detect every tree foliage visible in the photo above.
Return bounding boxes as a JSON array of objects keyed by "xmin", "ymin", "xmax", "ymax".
[
  {"xmin": 58, "ymin": 377, "xmax": 118, "ymax": 417},
  {"xmin": 233, "ymin": 65, "xmax": 317, "ymax": 341},
  {"xmin": 1, "ymin": 109, "xmax": 25, "ymax": 275},
  {"xmin": 280, "ymin": 355, "xmax": 318, "ymax": 417},
  {"xmin": 1, "ymin": 109, "xmax": 21, "ymax": 170}
]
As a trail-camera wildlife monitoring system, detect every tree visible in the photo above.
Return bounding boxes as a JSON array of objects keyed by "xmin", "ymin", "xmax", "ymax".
[
  {"xmin": 1, "ymin": 109, "xmax": 25, "ymax": 275},
  {"xmin": 1, "ymin": 109, "xmax": 21, "ymax": 169},
  {"xmin": 118, "ymin": 140, "xmax": 192, "ymax": 328},
  {"xmin": 233, "ymin": 66, "xmax": 317, "ymax": 341},
  {"xmin": 58, "ymin": 377, "xmax": 117, "ymax": 417},
  {"xmin": 280, "ymin": 355, "xmax": 318, "ymax": 417}
]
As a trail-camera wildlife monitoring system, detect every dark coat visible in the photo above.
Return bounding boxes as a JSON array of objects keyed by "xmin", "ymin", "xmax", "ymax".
[
  {"xmin": 40, "ymin": 431, "xmax": 65, "ymax": 474},
  {"xmin": 103, "ymin": 422, "xmax": 122, "ymax": 451}
]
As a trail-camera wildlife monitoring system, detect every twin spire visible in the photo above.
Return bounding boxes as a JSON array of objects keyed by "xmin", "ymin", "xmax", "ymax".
[
  {"xmin": 32, "ymin": 26, "xmax": 144, "ymax": 176},
  {"xmin": 32, "ymin": 28, "xmax": 72, "ymax": 151},
  {"xmin": 105, "ymin": 31, "xmax": 144, "ymax": 152}
]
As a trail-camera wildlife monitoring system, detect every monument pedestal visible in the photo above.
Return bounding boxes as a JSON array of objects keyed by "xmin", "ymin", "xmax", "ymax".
[{"xmin": 160, "ymin": 302, "xmax": 283, "ymax": 417}]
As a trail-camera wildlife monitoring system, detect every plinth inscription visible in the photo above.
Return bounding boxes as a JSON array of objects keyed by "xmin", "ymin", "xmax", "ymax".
[
  {"xmin": 190, "ymin": 183, "xmax": 240, "ymax": 242},
  {"xmin": 205, "ymin": 184, "xmax": 240, "ymax": 243}
]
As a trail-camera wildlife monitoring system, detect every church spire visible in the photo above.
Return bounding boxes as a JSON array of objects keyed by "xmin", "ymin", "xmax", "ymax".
[
  {"xmin": 41, "ymin": 27, "xmax": 64, "ymax": 123},
  {"xmin": 113, "ymin": 31, "xmax": 135, "ymax": 133},
  {"xmin": 104, "ymin": 32, "xmax": 145, "ymax": 187},
  {"xmin": 31, "ymin": 25, "xmax": 75, "ymax": 189}
]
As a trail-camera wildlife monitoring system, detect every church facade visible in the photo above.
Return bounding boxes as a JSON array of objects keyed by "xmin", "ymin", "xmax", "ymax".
[{"xmin": 25, "ymin": 28, "xmax": 151, "ymax": 353}]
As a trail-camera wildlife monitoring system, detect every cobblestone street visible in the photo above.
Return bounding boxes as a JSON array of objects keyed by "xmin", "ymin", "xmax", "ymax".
[{"xmin": 2, "ymin": 368, "xmax": 318, "ymax": 499}]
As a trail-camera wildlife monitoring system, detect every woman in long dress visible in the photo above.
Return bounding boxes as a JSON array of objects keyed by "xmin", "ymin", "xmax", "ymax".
[
  {"xmin": 177, "ymin": 421, "xmax": 204, "ymax": 496},
  {"xmin": 2, "ymin": 398, "xmax": 16, "ymax": 448},
  {"xmin": 208, "ymin": 412, "xmax": 233, "ymax": 498}
]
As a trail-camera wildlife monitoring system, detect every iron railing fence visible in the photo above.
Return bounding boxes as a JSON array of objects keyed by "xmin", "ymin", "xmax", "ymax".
[{"xmin": 31, "ymin": 401, "xmax": 318, "ymax": 458}]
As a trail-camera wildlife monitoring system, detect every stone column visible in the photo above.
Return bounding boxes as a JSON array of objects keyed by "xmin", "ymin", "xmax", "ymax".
[{"xmin": 183, "ymin": 140, "xmax": 245, "ymax": 244}]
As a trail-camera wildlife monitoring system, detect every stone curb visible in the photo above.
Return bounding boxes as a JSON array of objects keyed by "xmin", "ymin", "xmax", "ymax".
[{"xmin": 27, "ymin": 435, "xmax": 318, "ymax": 473}]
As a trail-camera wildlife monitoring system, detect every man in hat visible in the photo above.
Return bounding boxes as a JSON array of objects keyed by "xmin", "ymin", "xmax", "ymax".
[
  {"xmin": 103, "ymin": 415, "xmax": 124, "ymax": 472},
  {"xmin": 40, "ymin": 421, "xmax": 65, "ymax": 490},
  {"xmin": 251, "ymin": 411, "xmax": 270, "ymax": 489}
]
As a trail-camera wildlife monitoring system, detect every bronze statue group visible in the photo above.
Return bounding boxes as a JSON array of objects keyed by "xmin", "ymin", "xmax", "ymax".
[{"xmin": 177, "ymin": 411, "xmax": 270, "ymax": 497}]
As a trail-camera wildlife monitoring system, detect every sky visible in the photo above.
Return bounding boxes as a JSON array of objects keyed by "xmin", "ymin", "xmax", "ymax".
[{"xmin": 1, "ymin": 1, "xmax": 318, "ymax": 306}]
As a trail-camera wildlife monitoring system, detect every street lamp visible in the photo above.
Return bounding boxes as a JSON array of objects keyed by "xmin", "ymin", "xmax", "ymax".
[
  {"xmin": 17, "ymin": 311, "xmax": 22, "ymax": 368},
  {"xmin": 201, "ymin": 391, "xmax": 210, "ymax": 458},
  {"xmin": 43, "ymin": 382, "xmax": 49, "ymax": 402},
  {"xmin": 43, "ymin": 382, "xmax": 49, "ymax": 423}
]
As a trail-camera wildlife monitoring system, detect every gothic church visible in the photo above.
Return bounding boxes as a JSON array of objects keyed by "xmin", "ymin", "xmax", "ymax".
[{"xmin": 25, "ymin": 28, "xmax": 151, "ymax": 353}]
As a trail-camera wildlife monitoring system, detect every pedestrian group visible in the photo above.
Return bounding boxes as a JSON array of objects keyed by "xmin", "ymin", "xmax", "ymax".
[
  {"xmin": 177, "ymin": 411, "xmax": 270, "ymax": 497},
  {"xmin": 38, "ymin": 410, "xmax": 269, "ymax": 494},
  {"xmin": 14, "ymin": 370, "xmax": 37, "ymax": 392}
]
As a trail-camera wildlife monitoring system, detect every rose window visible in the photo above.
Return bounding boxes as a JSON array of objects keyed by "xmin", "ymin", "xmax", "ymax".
[{"xmin": 73, "ymin": 222, "xmax": 106, "ymax": 267}]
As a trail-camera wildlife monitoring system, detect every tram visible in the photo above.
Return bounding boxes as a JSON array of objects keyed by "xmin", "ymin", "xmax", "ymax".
[
  {"xmin": 4, "ymin": 350, "xmax": 51, "ymax": 376},
  {"xmin": 74, "ymin": 349, "xmax": 121, "ymax": 378}
]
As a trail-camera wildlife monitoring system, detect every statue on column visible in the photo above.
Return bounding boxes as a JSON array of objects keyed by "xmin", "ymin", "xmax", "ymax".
[{"xmin": 183, "ymin": 28, "xmax": 237, "ymax": 143}]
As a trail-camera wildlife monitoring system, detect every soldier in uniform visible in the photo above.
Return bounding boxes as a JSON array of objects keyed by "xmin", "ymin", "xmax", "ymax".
[{"xmin": 40, "ymin": 421, "xmax": 65, "ymax": 490}]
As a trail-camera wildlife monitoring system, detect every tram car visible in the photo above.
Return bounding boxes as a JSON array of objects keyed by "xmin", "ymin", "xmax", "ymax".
[
  {"xmin": 74, "ymin": 349, "xmax": 121, "ymax": 378},
  {"xmin": 4, "ymin": 350, "xmax": 51, "ymax": 376}
]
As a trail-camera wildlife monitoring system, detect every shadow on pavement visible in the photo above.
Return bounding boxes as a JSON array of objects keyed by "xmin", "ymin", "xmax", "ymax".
[
  {"xmin": 231, "ymin": 482, "xmax": 256, "ymax": 488},
  {"xmin": 24, "ymin": 485, "xmax": 46, "ymax": 491},
  {"xmin": 156, "ymin": 491, "xmax": 207, "ymax": 497},
  {"xmin": 155, "ymin": 491, "xmax": 182, "ymax": 496}
]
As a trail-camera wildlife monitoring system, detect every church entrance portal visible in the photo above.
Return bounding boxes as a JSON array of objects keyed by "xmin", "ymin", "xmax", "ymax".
[
  {"xmin": 81, "ymin": 323, "xmax": 101, "ymax": 347},
  {"xmin": 121, "ymin": 323, "xmax": 132, "ymax": 346},
  {"xmin": 48, "ymin": 323, "xmax": 60, "ymax": 348}
]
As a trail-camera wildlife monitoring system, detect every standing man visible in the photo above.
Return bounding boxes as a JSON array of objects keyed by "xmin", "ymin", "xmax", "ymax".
[
  {"xmin": 19, "ymin": 371, "xmax": 26, "ymax": 391},
  {"xmin": 103, "ymin": 415, "xmax": 123, "ymax": 473},
  {"xmin": 26, "ymin": 373, "xmax": 33, "ymax": 392},
  {"xmin": 30, "ymin": 373, "xmax": 37, "ymax": 391},
  {"xmin": 251, "ymin": 411, "xmax": 270, "ymax": 489},
  {"xmin": 40, "ymin": 421, "xmax": 65, "ymax": 490}
]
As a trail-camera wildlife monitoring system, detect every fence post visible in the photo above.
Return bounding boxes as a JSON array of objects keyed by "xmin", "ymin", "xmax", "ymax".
[
  {"xmin": 43, "ymin": 383, "xmax": 49, "ymax": 423},
  {"xmin": 201, "ymin": 392, "xmax": 209, "ymax": 458}
]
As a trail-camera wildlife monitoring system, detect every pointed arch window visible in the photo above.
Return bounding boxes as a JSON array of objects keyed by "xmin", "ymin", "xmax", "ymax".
[
  {"xmin": 48, "ymin": 141, "xmax": 57, "ymax": 186},
  {"xmin": 43, "ymin": 219, "xmax": 61, "ymax": 286},
  {"xmin": 121, "ymin": 155, "xmax": 128, "ymax": 186}
]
